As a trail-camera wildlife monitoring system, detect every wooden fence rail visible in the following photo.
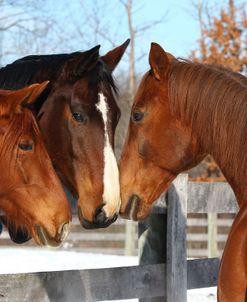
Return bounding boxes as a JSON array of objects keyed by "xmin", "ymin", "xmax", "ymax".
[
  {"xmin": 0, "ymin": 174, "xmax": 238, "ymax": 301},
  {"xmin": 0, "ymin": 259, "xmax": 220, "ymax": 302}
]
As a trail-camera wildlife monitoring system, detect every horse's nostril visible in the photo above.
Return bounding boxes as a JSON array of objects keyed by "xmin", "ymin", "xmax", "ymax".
[
  {"xmin": 78, "ymin": 206, "xmax": 83, "ymax": 225},
  {"xmin": 123, "ymin": 194, "xmax": 141, "ymax": 220},
  {"xmin": 58, "ymin": 222, "xmax": 70, "ymax": 242},
  {"xmin": 112, "ymin": 214, "xmax": 118, "ymax": 223},
  {"xmin": 129, "ymin": 194, "xmax": 141, "ymax": 204},
  {"xmin": 93, "ymin": 208, "xmax": 107, "ymax": 224}
]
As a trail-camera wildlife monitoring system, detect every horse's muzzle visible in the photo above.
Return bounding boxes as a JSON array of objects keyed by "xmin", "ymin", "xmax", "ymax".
[
  {"xmin": 0, "ymin": 217, "xmax": 31, "ymax": 244},
  {"xmin": 78, "ymin": 206, "xmax": 118, "ymax": 229},
  {"xmin": 35, "ymin": 222, "xmax": 70, "ymax": 247}
]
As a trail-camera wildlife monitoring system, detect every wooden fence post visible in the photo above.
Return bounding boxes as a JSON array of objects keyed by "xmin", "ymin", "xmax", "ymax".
[
  {"xmin": 138, "ymin": 193, "xmax": 167, "ymax": 302},
  {"xmin": 166, "ymin": 174, "xmax": 188, "ymax": 302},
  {"xmin": 125, "ymin": 220, "xmax": 137, "ymax": 255},
  {"xmin": 207, "ymin": 213, "xmax": 218, "ymax": 257}
]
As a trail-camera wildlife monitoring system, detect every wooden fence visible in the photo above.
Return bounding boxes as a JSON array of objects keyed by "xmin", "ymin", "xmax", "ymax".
[
  {"xmin": 0, "ymin": 174, "xmax": 238, "ymax": 301},
  {"xmin": 0, "ymin": 211, "xmax": 234, "ymax": 258}
]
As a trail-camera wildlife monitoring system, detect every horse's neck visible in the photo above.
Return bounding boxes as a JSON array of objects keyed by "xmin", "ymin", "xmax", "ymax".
[
  {"xmin": 171, "ymin": 62, "xmax": 247, "ymax": 204},
  {"xmin": 178, "ymin": 66, "xmax": 247, "ymax": 205},
  {"xmin": 198, "ymin": 108, "xmax": 247, "ymax": 205},
  {"xmin": 213, "ymin": 156, "xmax": 245, "ymax": 205}
]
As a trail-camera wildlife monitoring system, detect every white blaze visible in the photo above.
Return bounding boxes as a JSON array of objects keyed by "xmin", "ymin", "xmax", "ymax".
[{"xmin": 96, "ymin": 92, "xmax": 121, "ymax": 217}]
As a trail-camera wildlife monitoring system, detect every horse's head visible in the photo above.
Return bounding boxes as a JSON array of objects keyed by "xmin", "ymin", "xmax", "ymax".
[
  {"xmin": 39, "ymin": 40, "xmax": 129, "ymax": 228},
  {"xmin": 0, "ymin": 83, "xmax": 71, "ymax": 246},
  {"xmin": 119, "ymin": 43, "xmax": 202, "ymax": 220}
]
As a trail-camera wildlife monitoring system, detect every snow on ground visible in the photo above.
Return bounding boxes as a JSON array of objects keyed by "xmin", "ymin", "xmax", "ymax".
[
  {"xmin": 0, "ymin": 248, "xmax": 217, "ymax": 301},
  {"xmin": 188, "ymin": 288, "xmax": 217, "ymax": 302},
  {"xmin": 0, "ymin": 247, "xmax": 138, "ymax": 274}
]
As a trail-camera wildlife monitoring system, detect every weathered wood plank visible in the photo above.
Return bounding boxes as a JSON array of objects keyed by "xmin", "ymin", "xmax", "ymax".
[
  {"xmin": 139, "ymin": 214, "xmax": 167, "ymax": 265},
  {"xmin": 152, "ymin": 181, "xmax": 238, "ymax": 214},
  {"xmin": 187, "ymin": 258, "xmax": 220, "ymax": 289},
  {"xmin": 138, "ymin": 213, "xmax": 167, "ymax": 302},
  {"xmin": 187, "ymin": 182, "xmax": 238, "ymax": 213},
  {"xmin": 0, "ymin": 264, "xmax": 166, "ymax": 302},
  {"xmin": 187, "ymin": 233, "xmax": 228, "ymax": 242},
  {"xmin": 125, "ymin": 220, "xmax": 137, "ymax": 255},
  {"xmin": 0, "ymin": 258, "xmax": 220, "ymax": 301},
  {"xmin": 151, "ymin": 193, "xmax": 167, "ymax": 214},
  {"xmin": 207, "ymin": 213, "xmax": 218, "ymax": 257},
  {"xmin": 166, "ymin": 174, "xmax": 188, "ymax": 302},
  {"xmin": 187, "ymin": 217, "xmax": 233, "ymax": 227},
  {"xmin": 187, "ymin": 249, "xmax": 209, "ymax": 257}
]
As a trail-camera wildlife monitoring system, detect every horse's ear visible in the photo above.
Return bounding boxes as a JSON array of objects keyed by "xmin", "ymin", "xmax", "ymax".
[
  {"xmin": 101, "ymin": 39, "xmax": 130, "ymax": 72},
  {"xmin": 22, "ymin": 81, "xmax": 50, "ymax": 105},
  {"xmin": 62, "ymin": 45, "xmax": 100, "ymax": 79},
  {"xmin": 73, "ymin": 45, "xmax": 100, "ymax": 77},
  {"xmin": 149, "ymin": 43, "xmax": 171, "ymax": 81},
  {"xmin": 14, "ymin": 81, "xmax": 50, "ymax": 113}
]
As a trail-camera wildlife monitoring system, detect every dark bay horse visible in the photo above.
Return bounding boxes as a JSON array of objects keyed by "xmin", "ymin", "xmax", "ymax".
[
  {"xmin": 0, "ymin": 83, "xmax": 71, "ymax": 246},
  {"xmin": 120, "ymin": 43, "xmax": 247, "ymax": 301},
  {"xmin": 0, "ymin": 40, "xmax": 129, "ymax": 236}
]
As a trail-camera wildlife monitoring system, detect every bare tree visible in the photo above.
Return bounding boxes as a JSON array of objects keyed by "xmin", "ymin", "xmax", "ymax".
[
  {"xmin": 68, "ymin": 0, "xmax": 123, "ymax": 50},
  {"xmin": 114, "ymin": 0, "xmax": 166, "ymax": 159},
  {"xmin": 0, "ymin": 1, "xmax": 58, "ymax": 65},
  {"xmin": 120, "ymin": 0, "xmax": 136, "ymax": 95}
]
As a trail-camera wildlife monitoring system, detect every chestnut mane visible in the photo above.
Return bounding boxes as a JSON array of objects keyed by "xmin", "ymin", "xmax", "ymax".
[{"xmin": 168, "ymin": 60, "xmax": 247, "ymax": 182}]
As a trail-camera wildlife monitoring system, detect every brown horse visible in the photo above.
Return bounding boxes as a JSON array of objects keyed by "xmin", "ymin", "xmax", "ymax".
[
  {"xmin": 120, "ymin": 43, "xmax": 247, "ymax": 301},
  {"xmin": 0, "ymin": 40, "xmax": 129, "ymax": 235},
  {"xmin": 0, "ymin": 82, "xmax": 71, "ymax": 247}
]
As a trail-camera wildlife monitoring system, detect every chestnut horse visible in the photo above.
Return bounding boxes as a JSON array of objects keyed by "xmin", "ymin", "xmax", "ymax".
[
  {"xmin": 0, "ymin": 83, "xmax": 71, "ymax": 246},
  {"xmin": 0, "ymin": 40, "xmax": 129, "ymax": 241},
  {"xmin": 120, "ymin": 43, "xmax": 247, "ymax": 301}
]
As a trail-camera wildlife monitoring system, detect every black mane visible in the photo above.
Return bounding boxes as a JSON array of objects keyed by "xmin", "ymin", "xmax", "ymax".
[
  {"xmin": 0, "ymin": 51, "xmax": 117, "ymax": 94},
  {"xmin": 0, "ymin": 52, "xmax": 81, "ymax": 90},
  {"xmin": 0, "ymin": 50, "xmax": 118, "ymax": 114},
  {"xmin": 89, "ymin": 59, "xmax": 118, "ymax": 94}
]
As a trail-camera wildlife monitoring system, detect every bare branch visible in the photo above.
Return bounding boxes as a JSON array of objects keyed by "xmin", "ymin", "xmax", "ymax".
[{"xmin": 135, "ymin": 17, "xmax": 166, "ymax": 35}]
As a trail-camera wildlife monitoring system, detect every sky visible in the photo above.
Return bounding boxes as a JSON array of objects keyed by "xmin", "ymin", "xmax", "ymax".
[
  {"xmin": 62, "ymin": 0, "xmax": 203, "ymax": 73},
  {"xmin": 130, "ymin": 0, "xmax": 200, "ymax": 57},
  {"xmin": 0, "ymin": 0, "xmax": 239, "ymax": 73}
]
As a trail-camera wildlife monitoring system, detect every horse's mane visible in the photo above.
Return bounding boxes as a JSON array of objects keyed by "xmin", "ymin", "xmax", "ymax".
[
  {"xmin": 89, "ymin": 59, "xmax": 118, "ymax": 94},
  {"xmin": 168, "ymin": 60, "xmax": 247, "ymax": 180},
  {"xmin": 0, "ymin": 52, "xmax": 117, "ymax": 93},
  {"xmin": 0, "ymin": 52, "xmax": 80, "ymax": 90}
]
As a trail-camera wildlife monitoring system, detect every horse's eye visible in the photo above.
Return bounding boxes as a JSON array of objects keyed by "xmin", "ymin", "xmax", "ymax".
[
  {"xmin": 18, "ymin": 142, "xmax": 33, "ymax": 151},
  {"xmin": 132, "ymin": 111, "xmax": 144, "ymax": 122},
  {"xmin": 72, "ymin": 112, "xmax": 85, "ymax": 123}
]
